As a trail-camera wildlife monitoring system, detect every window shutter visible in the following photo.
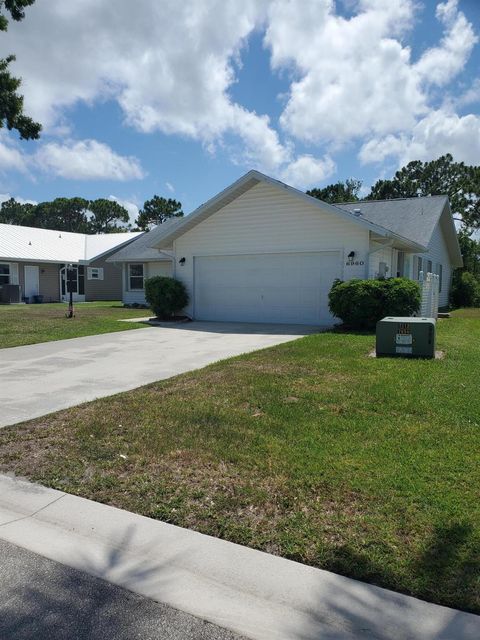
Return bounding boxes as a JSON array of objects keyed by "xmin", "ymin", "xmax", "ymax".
[
  {"xmin": 98, "ymin": 267, "xmax": 104, "ymax": 280},
  {"xmin": 87, "ymin": 267, "xmax": 93, "ymax": 280},
  {"xmin": 10, "ymin": 263, "xmax": 19, "ymax": 285}
]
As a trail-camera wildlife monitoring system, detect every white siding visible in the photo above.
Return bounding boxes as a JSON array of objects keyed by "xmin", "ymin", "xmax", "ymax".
[
  {"xmin": 174, "ymin": 182, "xmax": 370, "ymax": 318},
  {"xmin": 122, "ymin": 261, "xmax": 172, "ymax": 305},
  {"xmin": 412, "ymin": 222, "xmax": 452, "ymax": 307}
]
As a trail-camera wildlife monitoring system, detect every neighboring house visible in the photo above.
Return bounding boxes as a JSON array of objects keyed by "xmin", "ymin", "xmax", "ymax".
[
  {"xmin": 0, "ymin": 224, "xmax": 142, "ymax": 303},
  {"xmin": 110, "ymin": 170, "xmax": 462, "ymax": 325},
  {"xmin": 106, "ymin": 222, "xmax": 175, "ymax": 305}
]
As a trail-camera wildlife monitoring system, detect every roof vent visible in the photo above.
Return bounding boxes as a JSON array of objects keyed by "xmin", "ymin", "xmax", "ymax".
[
  {"xmin": 353, "ymin": 208, "xmax": 362, "ymax": 216},
  {"xmin": 28, "ymin": 241, "xmax": 32, "ymax": 245}
]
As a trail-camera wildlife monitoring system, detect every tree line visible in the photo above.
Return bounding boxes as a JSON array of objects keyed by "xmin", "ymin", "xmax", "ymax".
[
  {"xmin": 307, "ymin": 154, "xmax": 480, "ymax": 231},
  {"xmin": 0, "ymin": 195, "xmax": 184, "ymax": 234}
]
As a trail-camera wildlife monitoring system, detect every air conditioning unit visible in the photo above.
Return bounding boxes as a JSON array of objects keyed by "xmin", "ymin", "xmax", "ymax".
[
  {"xmin": 376, "ymin": 317, "xmax": 436, "ymax": 358},
  {"xmin": 0, "ymin": 284, "xmax": 21, "ymax": 304}
]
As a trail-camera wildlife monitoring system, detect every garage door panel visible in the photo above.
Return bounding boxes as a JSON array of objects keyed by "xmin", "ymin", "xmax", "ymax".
[{"xmin": 194, "ymin": 252, "xmax": 340, "ymax": 325}]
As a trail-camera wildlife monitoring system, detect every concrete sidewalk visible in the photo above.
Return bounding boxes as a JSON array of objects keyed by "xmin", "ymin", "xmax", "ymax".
[
  {"xmin": 0, "ymin": 474, "xmax": 478, "ymax": 640},
  {"xmin": 0, "ymin": 321, "xmax": 315, "ymax": 428}
]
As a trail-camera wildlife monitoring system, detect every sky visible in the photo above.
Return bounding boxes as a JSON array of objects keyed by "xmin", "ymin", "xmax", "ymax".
[{"xmin": 1, "ymin": 0, "xmax": 479, "ymax": 224}]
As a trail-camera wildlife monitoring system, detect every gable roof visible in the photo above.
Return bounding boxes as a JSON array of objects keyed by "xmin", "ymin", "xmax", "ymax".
[
  {"xmin": 336, "ymin": 196, "xmax": 462, "ymax": 266},
  {"xmin": 147, "ymin": 170, "xmax": 428, "ymax": 253},
  {"xmin": 0, "ymin": 223, "xmax": 141, "ymax": 264},
  {"xmin": 336, "ymin": 196, "xmax": 445, "ymax": 250},
  {"xmin": 107, "ymin": 219, "xmax": 179, "ymax": 262}
]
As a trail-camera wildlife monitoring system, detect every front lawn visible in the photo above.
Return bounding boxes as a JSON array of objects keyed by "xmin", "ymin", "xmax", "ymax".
[
  {"xmin": 0, "ymin": 309, "xmax": 479, "ymax": 613},
  {"xmin": 0, "ymin": 302, "xmax": 149, "ymax": 348}
]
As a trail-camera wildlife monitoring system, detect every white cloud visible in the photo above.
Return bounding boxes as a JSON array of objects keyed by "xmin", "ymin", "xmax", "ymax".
[
  {"xmin": 35, "ymin": 140, "xmax": 145, "ymax": 181},
  {"xmin": 0, "ymin": 133, "xmax": 29, "ymax": 174},
  {"xmin": 266, "ymin": 0, "xmax": 426, "ymax": 144},
  {"xmin": 108, "ymin": 195, "xmax": 140, "ymax": 225},
  {"xmin": 455, "ymin": 78, "xmax": 480, "ymax": 108},
  {"xmin": 265, "ymin": 0, "xmax": 477, "ymax": 161},
  {"xmin": 281, "ymin": 154, "xmax": 336, "ymax": 189},
  {"xmin": 359, "ymin": 109, "xmax": 480, "ymax": 166},
  {"xmin": 0, "ymin": 193, "xmax": 37, "ymax": 205},
  {"xmin": 3, "ymin": 0, "xmax": 478, "ymax": 186},
  {"xmin": 165, "ymin": 182, "xmax": 175, "ymax": 193},
  {"xmin": 4, "ymin": 0, "xmax": 280, "ymax": 169},
  {"xmin": 2, "ymin": 0, "xmax": 329, "ymax": 182},
  {"xmin": 414, "ymin": 0, "xmax": 478, "ymax": 86}
]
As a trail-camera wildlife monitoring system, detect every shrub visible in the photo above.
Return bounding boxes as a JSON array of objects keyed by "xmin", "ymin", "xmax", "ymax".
[
  {"xmin": 328, "ymin": 277, "xmax": 421, "ymax": 329},
  {"xmin": 450, "ymin": 271, "xmax": 480, "ymax": 308},
  {"xmin": 144, "ymin": 276, "xmax": 189, "ymax": 319}
]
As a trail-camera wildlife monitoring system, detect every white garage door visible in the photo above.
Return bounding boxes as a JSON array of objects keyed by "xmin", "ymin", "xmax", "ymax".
[{"xmin": 194, "ymin": 251, "xmax": 341, "ymax": 325}]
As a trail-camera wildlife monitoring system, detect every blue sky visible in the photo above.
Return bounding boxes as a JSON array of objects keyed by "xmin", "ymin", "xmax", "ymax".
[{"xmin": 1, "ymin": 0, "xmax": 479, "ymax": 224}]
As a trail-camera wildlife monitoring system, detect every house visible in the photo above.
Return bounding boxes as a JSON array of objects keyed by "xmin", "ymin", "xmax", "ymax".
[
  {"xmin": 109, "ymin": 170, "xmax": 462, "ymax": 325},
  {"xmin": 105, "ymin": 222, "xmax": 174, "ymax": 305},
  {"xmin": 0, "ymin": 224, "xmax": 142, "ymax": 303}
]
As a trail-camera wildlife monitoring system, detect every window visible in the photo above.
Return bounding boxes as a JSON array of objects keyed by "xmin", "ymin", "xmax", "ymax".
[
  {"xmin": 437, "ymin": 263, "xmax": 443, "ymax": 292},
  {"xmin": 0, "ymin": 263, "xmax": 10, "ymax": 285},
  {"xmin": 427, "ymin": 259, "xmax": 432, "ymax": 274},
  {"xmin": 128, "ymin": 263, "xmax": 144, "ymax": 290},
  {"xmin": 87, "ymin": 267, "xmax": 104, "ymax": 280}
]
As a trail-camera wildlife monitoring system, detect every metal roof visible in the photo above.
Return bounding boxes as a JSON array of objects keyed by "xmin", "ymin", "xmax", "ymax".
[{"xmin": 0, "ymin": 223, "xmax": 142, "ymax": 264}]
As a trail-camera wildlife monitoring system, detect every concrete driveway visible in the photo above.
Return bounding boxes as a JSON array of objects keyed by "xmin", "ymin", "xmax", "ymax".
[{"xmin": 0, "ymin": 321, "xmax": 317, "ymax": 428}]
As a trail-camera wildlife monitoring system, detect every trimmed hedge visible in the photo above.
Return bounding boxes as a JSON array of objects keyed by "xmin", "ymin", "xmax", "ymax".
[
  {"xmin": 144, "ymin": 276, "xmax": 189, "ymax": 319},
  {"xmin": 328, "ymin": 278, "xmax": 421, "ymax": 329}
]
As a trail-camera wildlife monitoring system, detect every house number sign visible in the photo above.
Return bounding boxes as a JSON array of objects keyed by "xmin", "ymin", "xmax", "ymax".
[{"xmin": 345, "ymin": 260, "xmax": 365, "ymax": 266}]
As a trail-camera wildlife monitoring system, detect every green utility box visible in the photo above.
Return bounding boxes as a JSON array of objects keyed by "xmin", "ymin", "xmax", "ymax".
[{"xmin": 376, "ymin": 317, "xmax": 436, "ymax": 358}]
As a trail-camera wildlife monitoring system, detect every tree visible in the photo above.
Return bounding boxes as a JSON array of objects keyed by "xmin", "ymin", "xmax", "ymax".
[
  {"xmin": 34, "ymin": 198, "xmax": 89, "ymax": 232},
  {"xmin": 457, "ymin": 231, "xmax": 480, "ymax": 279},
  {"xmin": 136, "ymin": 196, "xmax": 183, "ymax": 230},
  {"xmin": 0, "ymin": 197, "xmax": 36, "ymax": 225},
  {"xmin": 87, "ymin": 198, "xmax": 130, "ymax": 233},
  {"xmin": 0, "ymin": 0, "xmax": 41, "ymax": 139},
  {"xmin": 307, "ymin": 179, "xmax": 362, "ymax": 204},
  {"xmin": 367, "ymin": 154, "xmax": 480, "ymax": 231}
]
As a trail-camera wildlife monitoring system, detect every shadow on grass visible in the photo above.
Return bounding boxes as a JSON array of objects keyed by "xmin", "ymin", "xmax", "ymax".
[
  {"xmin": 291, "ymin": 522, "xmax": 480, "ymax": 640},
  {"xmin": 329, "ymin": 325, "xmax": 375, "ymax": 336},
  {"xmin": 0, "ymin": 525, "xmax": 240, "ymax": 640}
]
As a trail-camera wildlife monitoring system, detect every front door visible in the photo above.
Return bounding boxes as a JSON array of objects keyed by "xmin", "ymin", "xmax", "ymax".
[
  {"xmin": 60, "ymin": 265, "xmax": 86, "ymax": 302},
  {"xmin": 24, "ymin": 265, "xmax": 39, "ymax": 301}
]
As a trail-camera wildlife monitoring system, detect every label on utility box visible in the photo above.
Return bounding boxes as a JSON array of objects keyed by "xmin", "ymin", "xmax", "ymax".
[
  {"xmin": 396, "ymin": 334, "xmax": 412, "ymax": 345},
  {"xmin": 396, "ymin": 346, "xmax": 413, "ymax": 354}
]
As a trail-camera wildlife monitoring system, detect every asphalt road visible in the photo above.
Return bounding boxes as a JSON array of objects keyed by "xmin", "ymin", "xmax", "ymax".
[{"xmin": 0, "ymin": 539, "xmax": 245, "ymax": 640}]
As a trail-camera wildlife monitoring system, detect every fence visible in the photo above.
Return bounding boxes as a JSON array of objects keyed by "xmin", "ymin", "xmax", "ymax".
[{"xmin": 419, "ymin": 271, "xmax": 440, "ymax": 318}]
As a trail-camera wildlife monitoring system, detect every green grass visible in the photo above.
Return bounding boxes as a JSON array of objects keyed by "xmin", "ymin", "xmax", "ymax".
[
  {"xmin": 0, "ymin": 309, "xmax": 479, "ymax": 613},
  {"xmin": 0, "ymin": 301, "xmax": 150, "ymax": 348}
]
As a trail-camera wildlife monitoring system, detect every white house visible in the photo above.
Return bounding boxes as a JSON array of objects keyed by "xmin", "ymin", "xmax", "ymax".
[
  {"xmin": 109, "ymin": 170, "xmax": 462, "ymax": 324},
  {"xmin": 0, "ymin": 224, "xmax": 141, "ymax": 303}
]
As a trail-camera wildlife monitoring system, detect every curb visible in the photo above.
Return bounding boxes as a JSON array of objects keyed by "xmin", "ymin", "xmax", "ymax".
[{"xmin": 0, "ymin": 474, "xmax": 478, "ymax": 640}]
